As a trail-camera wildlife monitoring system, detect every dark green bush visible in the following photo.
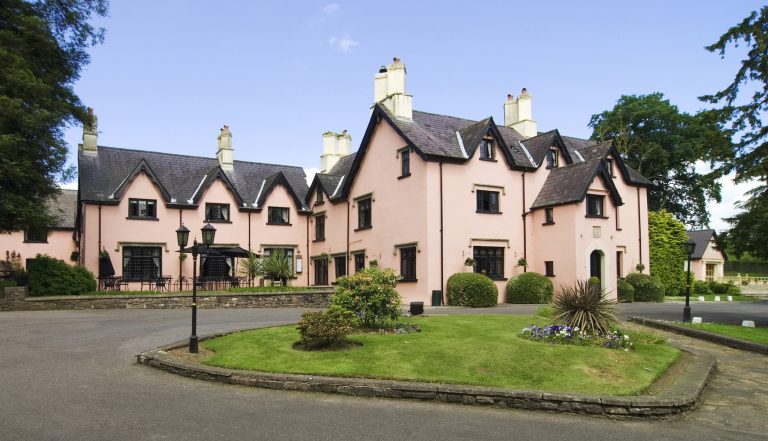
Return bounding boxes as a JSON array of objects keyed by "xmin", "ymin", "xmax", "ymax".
[
  {"xmin": 505, "ymin": 272, "xmax": 554, "ymax": 304},
  {"xmin": 692, "ymin": 280, "xmax": 712, "ymax": 296},
  {"xmin": 725, "ymin": 283, "xmax": 741, "ymax": 296},
  {"xmin": 331, "ymin": 266, "xmax": 402, "ymax": 327},
  {"xmin": 446, "ymin": 272, "xmax": 498, "ymax": 307},
  {"xmin": 708, "ymin": 281, "xmax": 740, "ymax": 295},
  {"xmin": 617, "ymin": 279, "xmax": 635, "ymax": 303},
  {"xmin": 296, "ymin": 306, "xmax": 356, "ymax": 349},
  {"xmin": 552, "ymin": 280, "xmax": 618, "ymax": 334},
  {"xmin": 27, "ymin": 255, "xmax": 96, "ymax": 296},
  {"xmin": 625, "ymin": 272, "xmax": 665, "ymax": 302}
]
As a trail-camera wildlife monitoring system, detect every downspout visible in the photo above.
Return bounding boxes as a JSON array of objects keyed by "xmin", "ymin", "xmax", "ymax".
[
  {"xmin": 521, "ymin": 171, "xmax": 527, "ymax": 272},
  {"xmin": 306, "ymin": 214, "xmax": 310, "ymax": 286},
  {"xmin": 637, "ymin": 187, "xmax": 643, "ymax": 271},
  {"xmin": 248, "ymin": 211, "xmax": 251, "ymax": 251},
  {"xmin": 179, "ymin": 209, "xmax": 183, "ymax": 283},
  {"xmin": 439, "ymin": 161, "xmax": 445, "ymax": 304},
  {"xmin": 346, "ymin": 201, "xmax": 351, "ymax": 275},
  {"xmin": 98, "ymin": 204, "xmax": 102, "ymax": 253}
]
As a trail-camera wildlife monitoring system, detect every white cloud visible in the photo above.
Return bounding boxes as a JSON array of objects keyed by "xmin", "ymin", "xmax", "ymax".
[
  {"xmin": 322, "ymin": 3, "xmax": 339, "ymax": 15},
  {"xmin": 329, "ymin": 35, "xmax": 359, "ymax": 53},
  {"xmin": 308, "ymin": 3, "xmax": 340, "ymax": 27},
  {"xmin": 708, "ymin": 174, "xmax": 760, "ymax": 232}
]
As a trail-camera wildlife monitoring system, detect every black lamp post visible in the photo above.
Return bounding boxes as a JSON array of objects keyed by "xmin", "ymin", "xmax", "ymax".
[
  {"xmin": 683, "ymin": 239, "xmax": 696, "ymax": 323},
  {"xmin": 176, "ymin": 225, "xmax": 189, "ymax": 291},
  {"xmin": 176, "ymin": 223, "xmax": 216, "ymax": 353}
]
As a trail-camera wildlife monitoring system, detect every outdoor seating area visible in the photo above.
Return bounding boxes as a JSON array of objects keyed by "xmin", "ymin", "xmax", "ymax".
[{"xmin": 97, "ymin": 275, "xmax": 254, "ymax": 292}]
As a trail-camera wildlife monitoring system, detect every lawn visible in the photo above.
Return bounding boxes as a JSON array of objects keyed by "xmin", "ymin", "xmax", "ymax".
[
  {"xmin": 202, "ymin": 315, "xmax": 680, "ymax": 396},
  {"xmin": 664, "ymin": 295, "xmax": 755, "ymax": 302},
  {"xmin": 677, "ymin": 322, "xmax": 768, "ymax": 345}
]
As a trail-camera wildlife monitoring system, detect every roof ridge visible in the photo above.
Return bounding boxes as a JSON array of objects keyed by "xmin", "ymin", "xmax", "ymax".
[{"xmin": 95, "ymin": 145, "xmax": 304, "ymax": 170}]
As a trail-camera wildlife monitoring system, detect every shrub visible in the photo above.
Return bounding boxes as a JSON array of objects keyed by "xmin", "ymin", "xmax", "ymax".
[
  {"xmin": 725, "ymin": 282, "xmax": 741, "ymax": 296},
  {"xmin": 588, "ymin": 276, "xmax": 600, "ymax": 286},
  {"xmin": 708, "ymin": 281, "xmax": 740, "ymax": 295},
  {"xmin": 648, "ymin": 210, "xmax": 688, "ymax": 295},
  {"xmin": 536, "ymin": 305, "xmax": 555, "ymax": 318},
  {"xmin": 552, "ymin": 280, "xmax": 618, "ymax": 335},
  {"xmin": 505, "ymin": 272, "xmax": 553, "ymax": 304},
  {"xmin": 617, "ymin": 279, "xmax": 635, "ymax": 303},
  {"xmin": 446, "ymin": 272, "xmax": 498, "ymax": 307},
  {"xmin": 27, "ymin": 255, "xmax": 96, "ymax": 296},
  {"xmin": 692, "ymin": 280, "xmax": 712, "ymax": 296},
  {"xmin": 625, "ymin": 272, "xmax": 665, "ymax": 302},
  {"xmin": 296, "ymin": 306, "xmax": 356, "ymax": 349},
  {"xmin": 261, "ymin": 251, "xmax": 292, "ymax": 285},
  {"xmin": 331, "ymin": 266, "xmax": 402, "ymax": 327}
]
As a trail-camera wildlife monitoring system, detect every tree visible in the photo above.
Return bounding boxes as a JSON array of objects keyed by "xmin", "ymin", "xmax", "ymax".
[
  {"xmin": 648, "ymin": 210, "xmax": 688, "ymax": 296},
  {"xmin": 589, "ymin": 93, "xmax": 733, "ymax": 227},
  {"xmin": 700, "ymin": 6, "xmax": 768, "ymax": 257},
  {"xmin": 0, "ymin": 0, "xmax": 108, "ymax": 233}
]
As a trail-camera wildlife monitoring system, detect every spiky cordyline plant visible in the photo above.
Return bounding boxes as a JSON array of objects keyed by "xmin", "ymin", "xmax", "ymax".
[{"xmin": 552, "ymin": 280, "xmax": 618, "ymax": 335}]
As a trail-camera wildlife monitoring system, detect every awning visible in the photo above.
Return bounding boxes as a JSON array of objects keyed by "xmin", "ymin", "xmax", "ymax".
[
  {"xmin": 177, "ymin": 244, "xmax": 221, "ymax": 255},
  {"xmin": 215, "ymin": 246, "xmax": 254, "ymax": 258}
]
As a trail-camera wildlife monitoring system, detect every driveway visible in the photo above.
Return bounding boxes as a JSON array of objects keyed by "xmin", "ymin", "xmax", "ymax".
[{"xmin": 0, "ymin": 305, "xmax": 765, "ymax": 440}]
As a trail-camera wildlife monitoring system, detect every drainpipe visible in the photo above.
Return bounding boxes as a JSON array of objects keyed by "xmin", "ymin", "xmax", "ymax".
[
  {"xmin": 248, "ymin": 211, "xmax": 251, "ymax": 251},
  {"xmin": 637, "ymin": 187, "xmax": 643, "ymax": 271},
  {"xmin": 98, "ymin": 204, "xmax": 102, "ymax": 254},
  {"xmin": 306, "ymin": 214, "xmax": 310, "ymax": 286},
  {"xmin": 521, "ymin": 172, "xmax": 527, "ymax": 272},
  {"xmin": 439, "ymin": 161, "xmax": 445, "ymax": 304},
  {"xmin": 179, "ymin": 209, "xmax": 183, "ymax": 284},
  {"xmin": 346, "ymin": 200, "xmax": 351, "ymax": 275}
]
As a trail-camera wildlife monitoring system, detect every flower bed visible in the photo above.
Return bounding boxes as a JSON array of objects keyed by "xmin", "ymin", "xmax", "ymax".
[{"xmin": 520, "ymin": 324, "xmax": 633, "ymax": 351}]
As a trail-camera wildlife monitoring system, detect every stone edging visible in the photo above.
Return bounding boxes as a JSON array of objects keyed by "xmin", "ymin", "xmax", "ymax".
[
  {"xmin": 629, "ymin": 317, "xmax": 768, "ymax": 356},
  {"xmin": 136, "ymin": 329, "xmax": 716, "ymax": 419}
]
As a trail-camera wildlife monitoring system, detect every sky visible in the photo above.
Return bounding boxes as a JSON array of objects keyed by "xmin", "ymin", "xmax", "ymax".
[{"xmin": 61, "ymin": 0, "xmax": 764, "ymax": 231}]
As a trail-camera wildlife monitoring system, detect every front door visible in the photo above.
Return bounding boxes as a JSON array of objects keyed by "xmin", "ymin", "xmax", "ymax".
[
  {"xmin": 314, "ymin": 258, "xmax": 328, "ymax": 286},
  {"xmin": 590, "ymin": 250, "xmax": 602, "ymax": 281},
  {"xmin": 706, "ymin": 264, "xmax": 716, "ymax": 282}
]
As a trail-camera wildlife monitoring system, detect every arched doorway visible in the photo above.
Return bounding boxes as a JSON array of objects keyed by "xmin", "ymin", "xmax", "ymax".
[{"xmin": 590, "ymin": 250, "xmax": 603, "ymax": 282}]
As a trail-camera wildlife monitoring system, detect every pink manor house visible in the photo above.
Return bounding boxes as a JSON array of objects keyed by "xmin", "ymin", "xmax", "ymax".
[{"xmin": 1, "ymin": 58, "xmax": 653, "ymax": 303}]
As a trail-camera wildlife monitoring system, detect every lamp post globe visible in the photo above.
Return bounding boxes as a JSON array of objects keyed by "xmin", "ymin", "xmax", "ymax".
[
  {"xmin": 683, "ymin": 239, "xmax": 696, "ymax": 323},
  {"xmin": 188, "ymin": 224, "xmax": 216, "ymax": 353},
  {"xmin": 176, "ymin": 225, "xmax": 189, "ymax": 248},
  {"xmin": 201, "ymin": 223, "xmax": 216, "ymax": 247}
]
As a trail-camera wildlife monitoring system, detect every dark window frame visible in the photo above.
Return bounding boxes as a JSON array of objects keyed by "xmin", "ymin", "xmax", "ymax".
[
  {"xmin": 357, "ymin": 197, "xmax": 372, "ymax": 230},
  {"xmin": 544, "ymin": 207, "xmax": 554, "ymax": 225},
  {"xmin": 546, "ymin": 149, "xmax": 559, "ymax": 169},
  {"xmin": 262, "ymin": 248, "xmax": 294, "ymax": 275},
  {"xmin": 606, "ymin": 158, "xmax": 615, "ymax": 177},
  {"xmin": 334, "ymin": 255, "xmax": 346, "ymax": 279},
  {"xmin": 473, "ymin": 246, "xmax": 505, "ymax": 280},
  {"xmin": 314, "ymin": 214, "xmax": 325, "ymax": 241},
  {"xmin": 128, "ymin": 198, "xmax": 158, "ymax": 220},
  {"xmin": 479, "ymin": 139, "xmax": 495, "ymax": 161},
  {"xmin": 314, "ymin": 257, "xmax": 328, "ymax": 285},
  {"xmin": 399, "ymin": 246, "xmax": 417, "ymax": 281},
  {"xmin": 23, "ymin": 228, "xmax": 49, "ymax": 243},
  {"xmin": 122, "ymin": 246, "xmax": 162, "ymax": 281},
  {"xmin": 205, "ymin": 203, "xmax": 231, "ymax": 222},
  {"xmin": 586, "ymin": 195, "xmax": 605, "ymax": 218},
  {"xmin": 316, "ymin": 189, "xmax": 324, "ymax": 205},
  {"xmin": 399, "ymin": 149, "xmax": 411, "ymax": 178},
  {"xmin": 353, "ymin": 253, "xmax": 365, "ymax": 273},
  {"xmin": 545, "ymin": 261, "xmax": 555, "ymax": 277},
  {"xmin": 476, "ymin": 190, "xmax": 500, "ymax": 213},
  {"xmin": 267, "ymin": 206, "xmax": 291, "ymax": 225}
]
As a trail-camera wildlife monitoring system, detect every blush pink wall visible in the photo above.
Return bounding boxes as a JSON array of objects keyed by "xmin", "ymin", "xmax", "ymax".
[{"xmin": 0, "ymin": 230, "xmax": 76, "ymax": 268}]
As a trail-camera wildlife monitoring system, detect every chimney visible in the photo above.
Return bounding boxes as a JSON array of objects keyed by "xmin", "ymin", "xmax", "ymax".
[
  {"xmin": 217, "ymin": 125, "xmax": 234, "ymax": 169},
  {"xmin": 320, "ymin": 130, "xmax": 352, "ymax": 173},
  {"xmin": 503, "ymin": 88, "xmax": 538, "ymax": 138},
  {"xmin": 81, "ymin": 107, "xmax": 98, "ymax": 153},
  {"xmin": 373, "ymin": 57, "xmax": 412, "ymax": 119}
]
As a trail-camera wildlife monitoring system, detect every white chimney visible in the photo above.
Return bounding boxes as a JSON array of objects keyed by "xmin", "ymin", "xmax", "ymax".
[
  {"xmin": 217, "ymin": 125, "xmax": 234, "ymax": 169},
  {"xmin": 504, "ymin": 88, "xmax": 538, "ymax": 138},
  {"xmin": 81, "ymin": 107, "xmax": 98, "ymax": 153},
  {"xmin": 373, "ymin": 57, "xmax": 412, "ymax": 119},
  {"xmin": 320, "ymin": 130, "xmax": 351, "ymax": 173}
]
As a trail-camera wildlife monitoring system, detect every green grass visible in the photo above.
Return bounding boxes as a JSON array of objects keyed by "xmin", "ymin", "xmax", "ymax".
[
  {"xmin": 664, "ymin": 295, "xmax": 755, "ymax": 302},
  {"xmin": 202, "ymin": 315, "xmax": 679, "ymax": 396},
  {"xmin": 677, "ymin": 322, "xmax": 768, "ymax": 345}
]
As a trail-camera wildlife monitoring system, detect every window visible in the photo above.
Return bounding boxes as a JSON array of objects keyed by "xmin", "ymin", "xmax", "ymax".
[
  {"xmin": 334, "ymin": 255, "xmax": 346, "ymax": 279},
  {"xmin": 205, "ymin": 203, "xmax": 230, "ymax": 222},
  {"xmin": 705, "ymin": 264, "xmax": 716, "ymax": 282},
  {"xmin": 202, "ymin": 255, "xmax": 233, "ymax": 278},
  {"xmin": 400, "ymin": 149, "xmax": 411, "ymax": 177},
  {"xmin": 546, "ymin": 149, "xmax": 559, "ymax": 168},
  {"xmin": 616, "ymin": 251, "xmax": 624, "ymax": 278},
  {"xmin": 544, "ymin": 207, "xmax": 554, "ymax": 225},
  {"xmin": 479, "ymin": 139, "xmax": 495, "ymax": 160},
  {"xmin": 314, "ymin": 258, "xmax": 328, "ymax": 285},
  {"xmin": 476, "ymin": 190, "xmax": 500, "ymax": 213},
  {"xmin": 606, "ymin": 158, "xmax": 615, "ymax": 177},
  {"xmin": 400, "ymin": 246, "xmax": 417, "ymax": 281},
  {"xmin": 314, "ymin": 214, "xmax": 325, "ymax": 241},
  {"xmin": 316, "ymin": 189, "xmax": 324, "ymax": 205},
  {"xmin": 128, "ymin": 199, "xmax": 157, "ymax": 219},
  {"xmin": 357, "ymin": 197, "xmax": 372, "ymax": 229},
  {"xmin": 353, "ymin": 253, "xmax": 365, "ymax": 273},
  {"xmin": 24, "ymin": 228, "xmax": 48, "ymax": 243},
  {"xmin": 122, "ymin": 247, "xmax": 161, "ymax": 281},
  {"xmin": 586, "ymin": 195, "xmax": 605, "ymax": 217},
  {"xmin": 263, "ymin": 248, "xmax": 294, "ymax": 274},
  {"xmin": 473, "ymin": 246, "xmax": 504, "ymax": 279},
  {"xmin": 545, "ymin": 261, "xmax": 555, "ymax": 277},
  {"xmin": 267, "ymin": 207, "xmax": 290, "ymax": 225}
]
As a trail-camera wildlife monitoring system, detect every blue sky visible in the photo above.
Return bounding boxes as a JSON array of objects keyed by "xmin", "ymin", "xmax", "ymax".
[{"xmin": 62, "ymin": 0, "xmax": 764, "ymax": 230}]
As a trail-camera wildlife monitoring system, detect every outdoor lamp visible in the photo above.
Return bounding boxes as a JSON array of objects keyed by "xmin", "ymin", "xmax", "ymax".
[
  {"xmin": 683, "ymin": 239, "xmax": 696, "ymax": 323},
  {"xmin": 176, "ymin": 225, "xmax": 189, "ymax": 248},
  {"xmin": 685, "ymin": 240, "xmax": 696, "ymax": 256},
  {"xmin": 201, "ymin": 223, "xmax": 216, "ymax": 246}
]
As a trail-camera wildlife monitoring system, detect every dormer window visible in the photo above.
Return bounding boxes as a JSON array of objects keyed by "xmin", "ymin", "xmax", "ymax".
[
  {"xmin": 205, "ymin": 203, "xmax": 230, "ymax": 222},
  {"xmin": 400, "ymin": 149, "xmax": 411, "ymax": 178},
  {"xmin": 546, "ymin": 148, "xmax": 559, "ymax": 168},
  {"xmin": 316, "ymin": 189, "xmax": 324, "ymax": 205},
  {"xmin": 480, "ymin": 139, "xmax": 495, "ymax": 160},
  {"xmin": 606, "ymin": 158, "xmax": 615, "ymax": 177}
]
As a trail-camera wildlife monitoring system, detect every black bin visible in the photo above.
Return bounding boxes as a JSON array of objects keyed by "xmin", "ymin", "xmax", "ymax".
[
  {"xmin": 431, "ymin": 290, "xmax": 442, "ymax": 306},
  {"xmin": 410, "ymin": 301, "xmax": 424, "ymax": 316}
]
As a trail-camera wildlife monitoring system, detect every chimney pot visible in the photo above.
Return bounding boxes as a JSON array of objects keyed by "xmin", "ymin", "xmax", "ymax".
[
  {"xmin": 379, "ymin": 65, "xmax": 387, "ymax": 73},
  {"xmin": 393, "ymin": 57, "xmax": 400, "ymax": 64},
  {"xmin": 507, "ymin": 94, "xmax": 513, "ymax": 101},
  {"xmin": 521, "ymin": 88, "xmax": 528, "ymax": 95}
]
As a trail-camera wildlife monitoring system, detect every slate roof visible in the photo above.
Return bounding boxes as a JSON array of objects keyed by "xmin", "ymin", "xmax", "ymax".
[
  {"xmin": 47, "ymin": 189, "xmax": 77, "ymax": 229},
  {"xmin": 687, "ymin": 229, "xmax": 724, "ymax": 260},
  {"xmin": 79, "ymin": 147, "xmax": 309, "ymax": 211},
  {"xmin": 531, "ymin": 158, "xmax": 623, "ymax": 209}
]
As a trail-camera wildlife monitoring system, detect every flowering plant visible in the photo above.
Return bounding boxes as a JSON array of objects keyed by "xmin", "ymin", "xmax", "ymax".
[{"xmin": 520, "ymin": 324, "xmax": 633, "ymax": 351}]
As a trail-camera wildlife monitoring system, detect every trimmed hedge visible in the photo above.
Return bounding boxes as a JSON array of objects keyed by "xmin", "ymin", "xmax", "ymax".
[
  {"xmin": 625, "ymin": 272, "xmax": 665, "ymax": 302},
  {"xmin": 692, "ymin": 280, "xmax": 712, "ymax": 296},
  {"xmin": 27, "ymin": 255, "xmax": 97, "ymax": 296},
  {"xmin": 446, "ymin": 272, "xmax": 498, "ymax": 307},
  {"xmin": 648, "ymin": 210, "xmax": 688, "ymax": 296},
  {"xmin": 617, "ymin": 279, "xmax": 635, "ymax": 303},
  {"xmin": 505, "ymin": 272, "xmax": 553, "ymax": 304},
  {"xmin": 708, "ymin": 281, "xmax": 740, "ymax": 295}
]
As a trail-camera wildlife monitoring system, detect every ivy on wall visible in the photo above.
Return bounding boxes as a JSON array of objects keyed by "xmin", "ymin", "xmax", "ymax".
[{"xmin": 648, "ymin": 210, "xmax": 688, "ymax": 295}]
